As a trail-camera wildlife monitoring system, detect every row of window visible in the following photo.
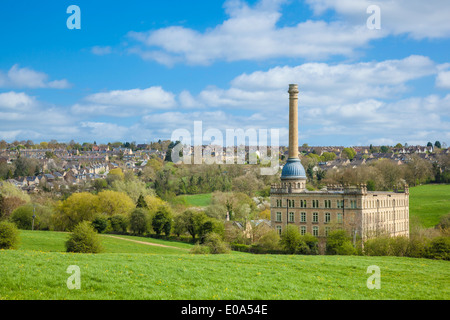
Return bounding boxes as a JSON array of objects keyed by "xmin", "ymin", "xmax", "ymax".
[
  {"xmin": 275, "ymin": 199, "xmax": 357, "ymax": 209},
  {"xmin": 275, "ymin": 225, "xmax": 332, "ymax": 237},
  {"xmin": 275, "ymin": 211, "xmax": 343, "ymax": 224}
]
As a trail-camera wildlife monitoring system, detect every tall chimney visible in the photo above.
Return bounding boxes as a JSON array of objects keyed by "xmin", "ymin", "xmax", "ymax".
[{"xmin": 288, "ymin": 84, "xmax": 299, "ymax": 159}]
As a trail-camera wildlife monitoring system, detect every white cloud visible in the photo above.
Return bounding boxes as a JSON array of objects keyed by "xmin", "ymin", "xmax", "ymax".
[
  {"xmin": 0, "ymin": 91, "xmax": 36, "ymax": 111},
  {"xmin": 127, "ymin": 0, "xmax": 383, "ymax": 66},
  {"xmin": 436, "ymin": 70, "xmax": 450, "ymax": 89},
  {"xmin": 0, "ymin": 64, "xmax": 71, "ymax": 89},
  {"xmin": 73, "ymin": 86, "xmax": 177, "ymax": 117},
  {"xmin": 306, "ymin": 0, "xmax": 450, "ymax": 39}
]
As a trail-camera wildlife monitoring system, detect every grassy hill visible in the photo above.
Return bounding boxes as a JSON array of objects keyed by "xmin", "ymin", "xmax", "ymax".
[
  {"xmin": 409, "ymin": 184, "xmax": 450, "ymax": 228},
  {"xmin": 0, "ymin": 230, "xmax": 449, "ymax": 300},
  {"xmin": 177, "ymin": 193, "xmax": 212, "ymax": 207}
]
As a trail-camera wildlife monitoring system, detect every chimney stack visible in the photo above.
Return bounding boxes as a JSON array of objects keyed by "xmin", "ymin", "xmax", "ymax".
[{"xmin": 288, "ymin": 84, "xmax": 299, "ymax": 159}]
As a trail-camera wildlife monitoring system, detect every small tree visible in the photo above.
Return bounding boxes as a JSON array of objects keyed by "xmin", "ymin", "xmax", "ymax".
[
  {"xmin": 203, "ymin": 232, "xmax": 230, "ymax": 254},
  {"xmin": 129, "ymin": 208, "xmax": 149, "ymax": 235},
  {"xmin": 109, "ymin": 214, "xmax": 128, "ymax": 233},
  {"xmin": 151, "ymin": 206, "xmax": 172, "ymax": 236},
  {"xmin": 326, "ymin": 230, "xmax": 356, "ymax": 255},
  {"xmin": 91, "ymin": 215, "xmax": 109, "ymax": 234},
  {"xmin": 280, "ymin": 225, "xmax": 302, "ymax": 254},
  {"xmin": 65, "ymin": 221, "xmax": 103, "ymax": 253},
  {"xmin": 0, "ymin": 221, "xmax": 20, "ymax": 249}
]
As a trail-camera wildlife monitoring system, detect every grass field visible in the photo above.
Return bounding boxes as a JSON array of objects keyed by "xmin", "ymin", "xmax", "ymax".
[
  {"xmin": 0, "ymin": 230, "xmax": 449, "ymax": 300},
  {"xmin": 409, "ymin": 184, "xmax": 450, "ymax": 228},
  {"xmin": 177, "ymin": 193, "xmax": 212, "ymax": 207}
]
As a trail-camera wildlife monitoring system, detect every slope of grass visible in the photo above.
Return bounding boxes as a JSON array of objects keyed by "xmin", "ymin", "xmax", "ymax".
[
  {"xmin": 0, "ymin": 250, "xmax": 448, "ymax": 300},
  {"xmin": 409, "ymin": 184, "xmax": 450, "ymax": 228}
]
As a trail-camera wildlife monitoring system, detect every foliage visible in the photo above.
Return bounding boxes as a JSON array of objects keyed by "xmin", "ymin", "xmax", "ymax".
[
  {"xmin": 202, "ymin": 232, "xmax": 231, "ymax": 254},
  {"xmin": 108, "ymin": 214, "xmax": 129, "ymax": 233},
  {"xmin": 189, "ymin": 243, "xmax": 210, "ymax": 254},
  {"xmin": 151, "ymin": 206, "xmax": 172, "ymax": 236},
  {"xmin": 255, "ymin": 229, "xmax": 281, "ymax": 251},
  {"xmin": 0, "ymin": 195, "xmax": 26, "ymax": 221},
  {"xmin": 0, "ymin": 221, "xmax": 20, "ymax": 249},
  {"xmin": 342, "ymin": 147, "xmax": 356, "ymax": 160},
  {"xmin": 91, "ymin": 215, "xmax": 109, "ymax": 234},
  {"xmin": 53, "ymin": 192, "xmax": 99, "ymax": 231},
  {"xmin": 425, "ymin": 237, "xmax": 450, "ymax": 260},
  {"xmin": 97, "ymin": 190, "xmax": 135, "ymax": 216},
  {"xmin": 129, "ymin": 208, "xmax": 150, "ymax": 235},
  {"xmin": 326, "ymin": 230, "xmax": 356, "ymax": 255},
  {"xmin": 280, "ymin": 225, "xmax": 302, "ymax": 254},
  {"xmin": 65, "ymin": 221, "xmax": 103, "ymax": 253},
  {"xmin": 10, "ymin": 205, "xmax": 39, "ymax": 230}
]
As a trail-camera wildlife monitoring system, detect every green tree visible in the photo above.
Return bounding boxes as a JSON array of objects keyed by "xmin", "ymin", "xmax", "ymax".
[
  {"xmin": 342, "ymin": 147, "xmax": 356, "ymax": 160},
  {"xmin": 151, "ymin": 206, "xmax": 172, "ymax": 236},
  {"xmin": 326, "ymin": 230, "xmax": 356, "ymax": 255},
  {"xmin": 280, "ymin": 225, "xmax": 302, "ymax": 254},
  {"xmin": 129, "ymin": 208, "xmax": 149, "ymax": 235},
  {"xmin": 97, "ymin": 190, "xmax": 135, "ymax": 216},
  {"xmin": 54, "ymin": 192, "xmax": 99, "ymax": 231}
]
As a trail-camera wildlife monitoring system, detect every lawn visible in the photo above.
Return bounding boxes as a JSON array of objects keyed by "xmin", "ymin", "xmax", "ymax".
[
  {"xmin": 409, "ymin": 184, "xmax": 450, "ymax": 228},
  {"xmin": 0, "ymin": 230, "xmax": 449, "ymax": 300}
]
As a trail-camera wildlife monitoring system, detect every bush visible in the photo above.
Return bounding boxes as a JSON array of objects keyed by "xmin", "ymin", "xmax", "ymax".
[
  {"xmin": 326, "ymin": 230, "xmax": 356, "ymax": 255},
  {"xmin": 280, "ymin": 225, "xmax": 302, "ymax": 254},
  {"xmin": 256, "ymin": 230, "xmax": 281, "ymax": 251},
  {"xmin": 0, "ymin": 221, "xmax": 20, "ymax": 249},
  {"xmin": 425, "ymin": 236, "xmax": 450, "ymax": 260},
  {"xmin": 364, "ymin": 237, "xmax": 392, "ymax": 256},
  {"xmin": 300, "ymin": 233, "xmax": 319, "ymax": 255},
  {"xmin": 203, "ymin": 232, "xmax": 230, "ymax": 254},
  {"xmin": 109, "ymin": 214, "xmax": 128, "ymax": 233},
  {"xmin": 65, "ymin": 221, "xmax": 103, "ymax": 253},
  {"xmin": 190, "ymin": 243, "xmax": 210, "ymax": 254}
]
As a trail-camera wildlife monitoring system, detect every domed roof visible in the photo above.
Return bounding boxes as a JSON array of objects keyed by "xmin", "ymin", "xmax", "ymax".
[{"xmin": 281, "ymin": 158, "xmax": 306, "ymax": 180}]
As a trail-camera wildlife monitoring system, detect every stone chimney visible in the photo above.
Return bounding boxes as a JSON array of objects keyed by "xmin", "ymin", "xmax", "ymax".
[{"xmin": 288, "ymin": 84, "xmax": 299, "ymax": 159}]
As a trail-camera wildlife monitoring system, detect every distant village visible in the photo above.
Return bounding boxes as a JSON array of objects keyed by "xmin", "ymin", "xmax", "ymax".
[{"xmin": 0, "ymin": 139, "xmax": 448, "ymax": 194}]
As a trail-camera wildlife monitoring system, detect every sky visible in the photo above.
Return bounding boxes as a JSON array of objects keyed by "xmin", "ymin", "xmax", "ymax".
[{"xmin": 0, "ymin": 0, "xmax": 449, "ymax": 147}]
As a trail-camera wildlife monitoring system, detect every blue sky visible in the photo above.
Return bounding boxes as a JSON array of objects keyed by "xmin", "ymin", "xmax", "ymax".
[{"xmin": 0, "ymin": 0, "xmax": 449, "ymax": 147}]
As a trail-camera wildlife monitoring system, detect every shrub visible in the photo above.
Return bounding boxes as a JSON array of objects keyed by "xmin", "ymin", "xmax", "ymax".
[
  {"xmin": 326, "ymin": 230, "xmax": 356, "ymax": 255},
  {"xmin": 364, "ymin": 237, "xmax": 392, "ymax": 256},
  {"xmin": 0, "ymin": 221, "xmax": 20, "ymax": 249},
  {"xmin": 425, "ymin": 236, "xmax": 450, "ymax": 260},
  {"xmin": 190, "ymin": 243, "xmax": 210, "ymax": 254},
  {"xmin": 109, "ymin": 214, "xmax": 128, "ymax": 233},
  {"xmin": 65, "ymin": 221, "xmax": 103, "ymax": 253},
  {"xmin": 301, "ymin": 233, "xmax": 319, "ymax": 255},
  {"xmin": 256, "ymin": 230, "xmax": 281, "ymax": 251},
  {"xmin": 203, "ymin": 232, "xmax": 230, "ymax": 254},
  {"xmin": 390, "ymin": 236, "xmax": 409, "ymax": 257}
]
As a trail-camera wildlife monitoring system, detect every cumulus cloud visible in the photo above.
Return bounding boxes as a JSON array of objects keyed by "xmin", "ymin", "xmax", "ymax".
[
  {"xmin": 306, "ymin": 0, "xmax": 450, "ymax": 39},
  {"xmin": 127, "ymin": 0, "xmax": 383, "ymax": 66},
  {"xmin": 0, "ymin": 64, "xmax": 71, "ymax": 89},
  {"xmin": 72, "ymin": 86, "xmax": 177, "ymax": 117},
  {"xmin": 91, "ymin": 46, "xmax": 112, "ymax": 55}
]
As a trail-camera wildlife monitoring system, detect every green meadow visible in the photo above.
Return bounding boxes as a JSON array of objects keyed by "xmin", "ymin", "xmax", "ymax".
[
  {"xmin": 409, "ymin": 184, "xmax": 450, "ymax": 228},
  {"xmin": 0, "ymin": 229, "xmax": 449, "ymax": 300},
  {"xmin": 177, "ymin": 193, "xmax": 212, "ymax": 207}
]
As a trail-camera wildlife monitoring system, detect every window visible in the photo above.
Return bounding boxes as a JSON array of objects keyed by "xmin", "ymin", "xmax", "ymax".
[
  {"xmin": 337, "ymin": 213, "xmax": 343, "ymax": 223},
  {"xmin": 289, "ymin": 212, "xmax": 295, "ymax": 222},
  {"xmin": 313, "ymin": 212, "xmax": 318, "ymax": 223},
  {"xmin": 350, "ymin": 200, "xmax": 357, "ymax": 209},
  {"xmin": 276, "ymin": 225, "xmax": 282, "ymax": 235},
  {"xmin": 325, "ymin": 226, "xmax": 331, "ymax": 237},
  {"xmin": 337, "ymin": 200, "xmax": 344, "ymax": 208},
  {"xmin": 325, "ymin": 212, "xmax": 331, "ymax": 224},
  {"xmin": 276, "ymin": 212, "xmax": 282, "ymax": 222},
  {"xmin": 291, "ymin": 200, "xmax": 295, "ymax": 207},
  {"xmin": 300, "ymin": 226, "xmax": 306, "ymax": 236},
  {"xmin": 312, "ymin": 200, "xmax": 319, "ymax": 208},
  {"xmin": 324, "ymin": 200, "xmax": 331, "ymax": 208},
  {"xmin": 300, "ymin": 200, "xmax": 307, "ymax": 208},
  {"xmin": 313, "ymin": 226, "xmax": 319, "ymax": 237},
  {"xmin": 301, "ymin": 212, "xmax": 306, "ymax": 223}
]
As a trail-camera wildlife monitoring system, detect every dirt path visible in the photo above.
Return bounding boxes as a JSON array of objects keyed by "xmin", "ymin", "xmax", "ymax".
[{"xmin": 103, "ymin": 235, "xmax": 189, "ymax": 251}]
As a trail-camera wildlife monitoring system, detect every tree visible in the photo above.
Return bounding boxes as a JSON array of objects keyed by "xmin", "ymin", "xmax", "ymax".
[
  {"xmin": 54, "ymin": 192, "xmax": 100, "ymax": 231},
  {"xmin": 180, "ymin": 210, "xmax": 208, "ymax": 242},
  {"xmin": 136, "ymin": 194, "xmax": 148, "ymax": 208},
  {"xmin": 151, "ymin": 206, "xmax": 172, "ymax": 236},
  {"xmin": 65, "ymin": 221, "xmax": 103, "ymax": 253},
  {"xmin": 91, "ymin": 215, "xmax": 109, "ymax": 233},
  {"xmin": 380, "ymin": 145, "xmax": 391, "ymax": 153},
  {"xmin": 427, "ymin": 142, "xmax": 433, "ymax": 147},
  {"xmin": 342, "ymin": 148, "xmax": 356, "ymax": 160},
  {"xmin": 129, "ymin": 208, "xmax": 149, "ymax": 235},
  {"xmin": 97, "ymin": 190, "xmax": 135, "ymax": 216},
  {"xmin": 435, "ymin": 141, "xmax": 442, "ymax": 149},
  {"xmin": 108, "ymin": 214, "xmax": 128, "ymax": 233},
  {"xmin": 326, "ymin": 230, "xmax": 356, "ymax": 255},
  {"xmin": 394, "ymin": 143, "xmax": 403, "ymax": 148},
  {"xmin": 10, "ymin": 205, "xmax": 39, "ymax": 230},
  {"xmin": 280, "ymin": 225, "xmax": 302, "ymax": 254}
]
